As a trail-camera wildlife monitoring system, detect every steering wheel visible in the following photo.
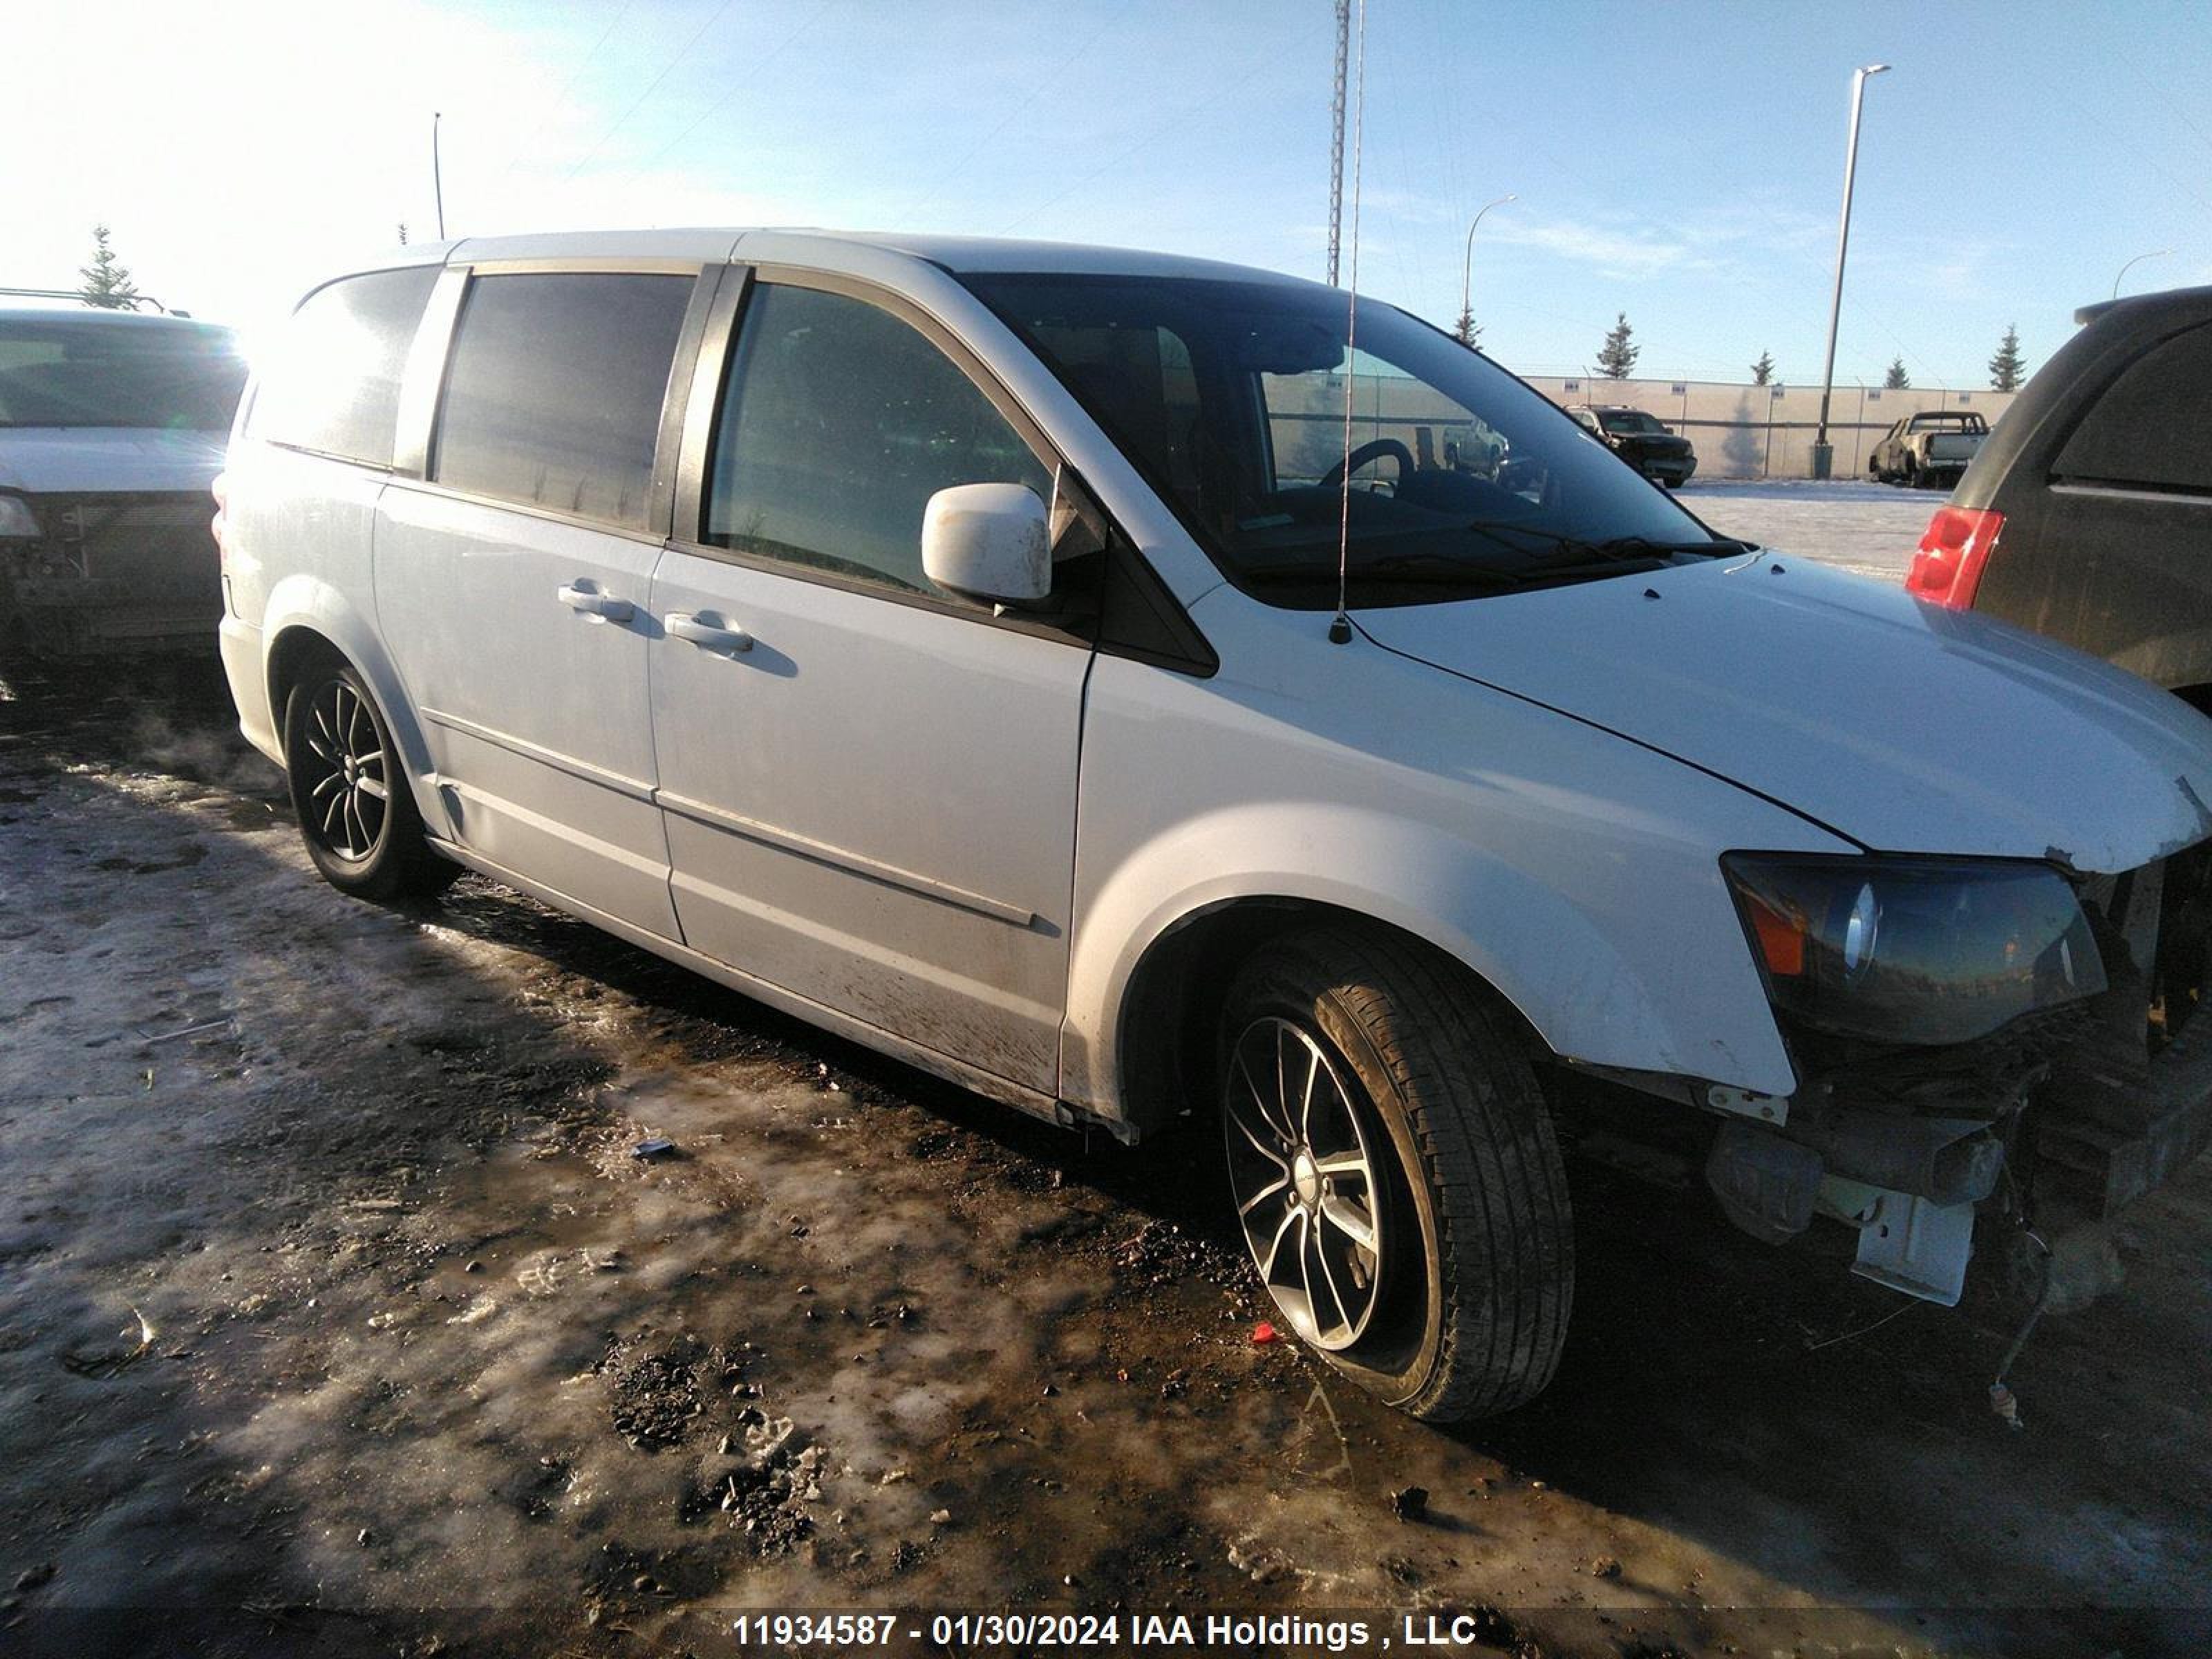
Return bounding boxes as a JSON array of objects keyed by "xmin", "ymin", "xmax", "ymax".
[{"xmin": 1322, "ymin": 437, "xmax": 1415, "ymax": 487}]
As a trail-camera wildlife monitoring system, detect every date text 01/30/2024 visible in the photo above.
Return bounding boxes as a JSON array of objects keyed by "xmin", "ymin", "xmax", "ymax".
[{"xmin": 728, "ymin": 1611, "xmax": 1512, "ymax": 1650}]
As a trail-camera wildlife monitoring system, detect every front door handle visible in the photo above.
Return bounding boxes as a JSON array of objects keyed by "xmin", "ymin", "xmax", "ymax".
[
  {"xmin": 666, "ymin": 612, "xmax": 753, "ymax": 653},
  {"xmin": 558, "ymin": 580, "xmax": 633, "ymax": 623}
]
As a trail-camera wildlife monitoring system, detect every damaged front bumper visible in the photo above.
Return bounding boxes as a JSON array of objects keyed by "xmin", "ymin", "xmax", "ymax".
[
  {"xmin": 0, "ymin": 491, "xmax": 221, "ymax": 655},
  {"xmin": 1703, "ymin": 841, "xmax": 2212, "ymax": 1306}
]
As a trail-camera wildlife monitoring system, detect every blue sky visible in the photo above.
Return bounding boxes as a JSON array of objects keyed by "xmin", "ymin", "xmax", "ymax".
[{"xmin": 13, "ymin": 0, "xmax": 2211, "ymax": 386}]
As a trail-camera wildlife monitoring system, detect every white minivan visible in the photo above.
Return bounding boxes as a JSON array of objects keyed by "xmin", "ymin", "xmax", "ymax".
[{"xmin": 217, "ymin": 229, "xmax": 2212, "ymax": 1419}]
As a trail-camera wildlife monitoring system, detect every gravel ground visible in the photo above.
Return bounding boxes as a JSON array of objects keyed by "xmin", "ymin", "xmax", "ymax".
[{"xmin": 3, "ymin": 507, "xmax": 2209, "ymax": 1658}]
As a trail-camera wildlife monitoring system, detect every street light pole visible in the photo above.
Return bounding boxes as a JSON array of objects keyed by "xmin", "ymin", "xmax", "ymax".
[
  {"xmin": 1812, "ymin": 64, "xmax": 1888, "ymax": 480},
  {"xmin": 433, "ymin": 112, "xmax": 447, "ymax": 241},
  {"xmin": 2112, "ymin": 249, "xmax": 2171, "ymax": 300},
  {"xmin": 1458, "ymin": 194, "xmax": 1515, "ymax": 344}
]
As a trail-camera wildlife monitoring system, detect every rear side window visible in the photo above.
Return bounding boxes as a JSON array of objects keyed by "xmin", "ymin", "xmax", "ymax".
[
  {"xmin": 250, "ymin": 267, "xmax": 438, "ymax": 465},
  {"xmin": 2053, "ymin": 322, "xmax": 2212, "ymax": 493},
  {"xmin": 432, "ymin": 271, "xmax": 693, "ymax": 530},
  {"xmin": 702, "ymin": 283, "xmax": 1051, "ymax": 597}
]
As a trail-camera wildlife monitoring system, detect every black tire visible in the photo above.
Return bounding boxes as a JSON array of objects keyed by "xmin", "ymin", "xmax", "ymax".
[
  {"xmin": 1219, "ymin": 927, "xmax": 1573, "ymax": 1421},
  {"xmin": 282, "ymin": 659, "xmax": 457, "ymax": 901}
]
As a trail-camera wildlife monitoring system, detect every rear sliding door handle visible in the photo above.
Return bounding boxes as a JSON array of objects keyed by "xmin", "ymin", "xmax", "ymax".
[
  {"xmin": 557, "ymin": 580, "xmax": 633, "ymax": 622},
  {"xmin": 666, "ymin": 612, "xmax": 753, "ymax": 654}
]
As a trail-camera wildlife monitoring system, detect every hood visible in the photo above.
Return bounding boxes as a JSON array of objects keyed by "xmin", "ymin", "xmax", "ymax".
[
  {"xmin": 1356, "ymin": 554, "xmax": 2212, "ymax": 873},
  {"xmin": 0, "ymin": 427, "xmax": 229, "ymax": 496}
]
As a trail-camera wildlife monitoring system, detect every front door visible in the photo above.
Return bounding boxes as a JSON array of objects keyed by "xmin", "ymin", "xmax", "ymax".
[{"xmin": 649, "ymin": 275, "xmax": 1091, "ymax": 1093}]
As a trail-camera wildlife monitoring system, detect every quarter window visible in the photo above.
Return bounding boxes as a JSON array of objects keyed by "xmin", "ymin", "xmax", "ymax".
[
  {"xmin": 250, "ymin": 266, "xmax": 438, "ymax": 467},
  {"xmin": 702, "ymin": 283, "xmax": 1051, "ymax": 597},
  {"xmin": 432, "ymin": 271, "xmax": 693, "ymax": 529},
  {"xmin": 2053, "ymin": 323, "xmax": 2212, "ymax": 494}
]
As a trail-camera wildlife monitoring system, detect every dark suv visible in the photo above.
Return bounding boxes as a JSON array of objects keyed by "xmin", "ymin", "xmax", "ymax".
[
  {"xmin": 1565, "ymin": 404, "xmax": 1697, "ymax": 487},
  {"xmin": 1904, "ymin": 285, "xmax": 2212, "ymax": 709}
]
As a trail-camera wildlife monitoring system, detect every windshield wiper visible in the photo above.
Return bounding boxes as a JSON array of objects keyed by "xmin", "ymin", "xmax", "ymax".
[
  {"xmin": 1461, "ymin": 523, "xmax": 1753, "ymax": 568},
  {"xmin": 1240, "ymin": 554, "xmax": 1532, "ymax": 589},
  {"xmin": 1238, "ymin": 527, "xmax": 1756, "ymax": 594}
]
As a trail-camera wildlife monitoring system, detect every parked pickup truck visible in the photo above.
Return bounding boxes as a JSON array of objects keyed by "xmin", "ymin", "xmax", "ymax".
[{"xmin": 1869, "ymin": 410, "xmax": 1989, "ymax": 489}]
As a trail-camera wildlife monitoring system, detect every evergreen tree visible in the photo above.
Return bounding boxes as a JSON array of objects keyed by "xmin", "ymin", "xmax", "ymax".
[
  {"xmin": 1989, "ymin": 324, "xmax": 2026, "ymax": 392},
  {"xmin": 1883, "ymin": 356, "xmax": 1911, "ymax": 391},
  {"xmin": 1750, "ymin": 350, "xmax": 1775, "ymax": 386},
  {"xmin": 78, "ymin": 225, "xmax": 141, "ymax": 310},
  {"xmin": 1452, "ymin": 308, "xmax": 1482, "ymax": 349},
  {"xmin": 1595, "ymin": 313, "xmax": 1639, "ymax": 379}
]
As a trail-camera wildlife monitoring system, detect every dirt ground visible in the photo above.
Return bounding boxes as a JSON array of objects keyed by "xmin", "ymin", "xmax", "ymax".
[{"xmin": 1, "ymin": 656, "xmax": 2207, "ymax": 1659}]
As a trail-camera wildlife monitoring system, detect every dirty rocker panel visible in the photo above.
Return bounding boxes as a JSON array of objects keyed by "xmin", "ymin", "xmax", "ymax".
[{"xmin": 422, "ymin": 834, "xmax": 1131, "ymax": 1142}]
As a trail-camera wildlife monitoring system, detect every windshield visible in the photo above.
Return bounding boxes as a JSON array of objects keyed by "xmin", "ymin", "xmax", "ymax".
[
  {"xmin": 959, "ymin": 273, "xmax": 1723, "ymax": 606},
  {"xmin": 0, "ymin": 318, "xmax": 247, "ymax": 431},
  {"xmin": 1597, "ymin": 409, "xmax": 1662, "ymax": 434}
]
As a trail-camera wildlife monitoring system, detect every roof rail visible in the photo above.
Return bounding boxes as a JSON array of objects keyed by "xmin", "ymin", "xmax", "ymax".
[{"xmin": 0, "ymin": 286, "xmax": 176, "ymax": 315}]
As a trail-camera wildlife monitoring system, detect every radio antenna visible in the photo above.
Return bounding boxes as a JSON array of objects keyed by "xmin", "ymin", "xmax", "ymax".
[{"xmin": 1328, "ymin": 0, "xmax": 1367, "ymax": 646}]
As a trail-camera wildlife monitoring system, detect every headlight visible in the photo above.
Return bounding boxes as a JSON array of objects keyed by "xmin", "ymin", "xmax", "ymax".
[
  {"xmin": 0, "ymin": 494, "xmax": 39, "ymax": 539},
  {"xmin": 1721, "ymin": 854, "xmax": 2104, "ymax": 1048}
]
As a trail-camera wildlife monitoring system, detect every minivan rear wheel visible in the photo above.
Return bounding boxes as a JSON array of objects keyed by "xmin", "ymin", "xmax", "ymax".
[
  {"xmin": 1219, "ymin": 928, "xmax": 1573, "ymax": 1421},
  {"xmin": 283, "ymin": 662, "xmax": 456, "ymax": 901}
]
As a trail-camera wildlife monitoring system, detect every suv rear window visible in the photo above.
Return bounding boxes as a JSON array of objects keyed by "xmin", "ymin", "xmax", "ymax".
[
  {"xmin": 431, "ymin": 271, "xmax": 693, "ymax": 530},
  {"xmin": 2053, "ymin": 321, "xmax": 2212, "ymax": 494},
  {"xmin": 250, "ymin": 266, "xmax": 438, "ymax": 466}
]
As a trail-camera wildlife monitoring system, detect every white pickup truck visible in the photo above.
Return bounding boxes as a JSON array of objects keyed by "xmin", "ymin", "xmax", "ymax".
[{"xmin": 1869, "ymin": 410, "xmax": 1989, "ymax": 490}]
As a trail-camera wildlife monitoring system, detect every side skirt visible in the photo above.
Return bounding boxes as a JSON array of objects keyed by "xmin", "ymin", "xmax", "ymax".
[{"xmin": 423, "ymin": 836, "xmax": 1138, "ymax": 1144}]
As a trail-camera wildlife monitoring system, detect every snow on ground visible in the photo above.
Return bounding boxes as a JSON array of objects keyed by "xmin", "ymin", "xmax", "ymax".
[{"xmin": 1675, "ymin": 479, "xmax": 1938, "ymax": 584}]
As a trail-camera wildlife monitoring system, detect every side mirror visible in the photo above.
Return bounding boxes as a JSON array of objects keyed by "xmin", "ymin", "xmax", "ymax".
[{"xmin": 922, "ymin": 482, "xmax": 1051, "ymax": 606}]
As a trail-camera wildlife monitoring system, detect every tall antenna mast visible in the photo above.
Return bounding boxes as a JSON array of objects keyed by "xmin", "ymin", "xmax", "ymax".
[
  {"xmin": 433, "ymin": 111, "xmax": 447, "ymax": 240},
  {"xmin": 1328, "ymin": 0, "xmax": 1367, "ymax": 644},
  {"xmin": 1327, "ymin": 0, "xmax": 1349, "ymax": 286}
]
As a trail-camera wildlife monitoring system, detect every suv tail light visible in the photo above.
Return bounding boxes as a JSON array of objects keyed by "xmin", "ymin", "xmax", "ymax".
[{"xmin": 1904, "ymin": 505, "xmax": 2003, "ymax": 609}]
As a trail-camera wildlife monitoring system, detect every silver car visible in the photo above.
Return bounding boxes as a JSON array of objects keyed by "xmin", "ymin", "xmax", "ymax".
[{"xmin": 0, "ymin": 307, "xmax": 245, "ymax": 655}]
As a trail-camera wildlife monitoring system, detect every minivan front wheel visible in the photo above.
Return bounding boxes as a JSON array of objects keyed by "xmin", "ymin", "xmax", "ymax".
[
  {"xmin": 1220, "ymin": 928, "xmax": 1573, "ymax": 1421},
  {"xmin": 283, "ymin": 662, "xmax": 455, "ymax": 901}
]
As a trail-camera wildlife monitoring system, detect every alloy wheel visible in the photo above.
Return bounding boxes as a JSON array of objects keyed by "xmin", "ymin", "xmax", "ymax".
[
  {"xmin": 1223, "ymin": 1015, "xmax": 1387, "ymax": 1351},
  {"xmin": 297, "ymin": 678, "xmax": 388, "ymax": 862}
]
